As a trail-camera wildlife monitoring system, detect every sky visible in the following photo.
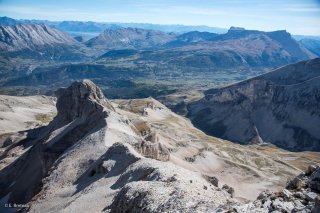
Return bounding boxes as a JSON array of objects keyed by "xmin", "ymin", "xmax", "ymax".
[{"xmin": 0, "ymin": 0, "xmax": 320, "ymax": 35}]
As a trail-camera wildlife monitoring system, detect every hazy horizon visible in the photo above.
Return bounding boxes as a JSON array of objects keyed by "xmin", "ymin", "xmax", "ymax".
[{"xmin": 0, "ymin": 0, "xmax": 320, "ymax": 36}]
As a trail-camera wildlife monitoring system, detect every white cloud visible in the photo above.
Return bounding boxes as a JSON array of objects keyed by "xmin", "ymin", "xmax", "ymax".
[{"xmin": 284, "ymin": 7, "xmax": 320, "ymax": 12}]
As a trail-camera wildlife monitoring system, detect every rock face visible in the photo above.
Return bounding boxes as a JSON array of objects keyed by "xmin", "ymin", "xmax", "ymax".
[
  {"xmin": 188, "ymin": 58, "xmax": 320, "ymax": 151},
  {"xmin": 54, "ymin": 79, "xmax": 114, "ymax": 124},
  {"xmin": 0, "ymin": 24, "xmax": 77, "ymax": 51}
]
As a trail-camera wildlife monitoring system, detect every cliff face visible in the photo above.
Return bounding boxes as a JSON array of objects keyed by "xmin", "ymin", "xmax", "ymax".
[{"xmin": 188, "ymin": 58, "xmax": 320, "ymax": 151}]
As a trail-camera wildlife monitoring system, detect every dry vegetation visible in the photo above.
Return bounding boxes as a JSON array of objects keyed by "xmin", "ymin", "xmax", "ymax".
[{"xmin": 35, "ymin": 113, "xmax": 54, "ymax": 124}]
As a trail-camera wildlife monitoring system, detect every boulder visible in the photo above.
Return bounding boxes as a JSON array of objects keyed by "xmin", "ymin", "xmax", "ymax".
[
  {"xmin": 281, "ymin": 189, "xmax": 293, "ymax": 201},
  {"xmin": 257, "ymin": 190, "xmax": 272, "ymax": 200},
  {"xmin": 272, "ymin": 199, "xmax": 295, "ymax": 212},
  {"xmin": 222, "ymin": 184, "xmax": 235, "ymax": 198},
  {"xmin": 202, "ymin": 175, "xmax": 219, "ymax": 187},
  {"xmin": 287, "ymin": 176, "xmax": 305, "ymax": 190},
  {"xmin": 305, "ymin": 192, "xmax": 318, "ymax": 202},
  {"xmin": 306, "ymin": 165, "xmax": 318, "ymax": 175}
]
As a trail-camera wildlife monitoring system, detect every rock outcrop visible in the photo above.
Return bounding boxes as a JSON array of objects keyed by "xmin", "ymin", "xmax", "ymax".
[
  {"xmin": 230, "ymin": 165, "xmax": 320, "ymax": 212},
  {"xmin": 188, "ymin": 58, "xmax": 320, "ymax": 151},
  {"xmin": 203, "ymin": 175, "xmax": 219, "ymax": 187},
  {"xmin": 135, "ymin": 140, "xmax": 170, "ymax": 162},
  {"xmin": 54, "ymin": 79, "xmax": 114, "ymax": 124}
]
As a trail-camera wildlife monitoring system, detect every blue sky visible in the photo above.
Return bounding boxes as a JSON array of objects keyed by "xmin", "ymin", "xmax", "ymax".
[{"xmin": 0, "ymin": 0, "xmax": 320, "ymax": 35}]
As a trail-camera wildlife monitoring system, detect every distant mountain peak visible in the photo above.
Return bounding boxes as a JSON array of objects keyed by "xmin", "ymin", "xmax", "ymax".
[
  {"xmin": 0, "ymin": 16, "xmax": 19, "ymax": 25},
  {"xmin": 85, "ymin": 27, "xmax": 176, "ymax": 50},
  {"xmin": 229, "ymin": 26, "xmax": 246, "ymax": 31},
  {"xmin": 0, "ymin": 23, "xmax": 77, "ymax": 51}
]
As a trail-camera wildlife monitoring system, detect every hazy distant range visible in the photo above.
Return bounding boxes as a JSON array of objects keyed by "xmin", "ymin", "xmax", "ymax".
[
  {"xmin": 1, "ymin": 16, "xmax": 319, "ymax": 41},
  {"xmin": 0, "ymin": 16, "xmax": 226, "ymax": 39}
]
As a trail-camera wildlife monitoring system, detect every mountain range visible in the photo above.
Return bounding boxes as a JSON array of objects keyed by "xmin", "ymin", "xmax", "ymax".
[
  {"xmin": 1, "ymin": 20, "xmax": 316, "ymax": 63},
  {"xmin": 2, "ymin": 16, "xmax": 319, "ymax": 54},
  {"xmin": 0, "ymin": 16, "xmax": 228, "ymax": 35},
  {"xmin": 0, "ymin": 19, "xmax": 318, "ymax": 113}
]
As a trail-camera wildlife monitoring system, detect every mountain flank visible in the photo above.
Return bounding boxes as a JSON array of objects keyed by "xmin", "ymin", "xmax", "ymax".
[
  {"xmin": 188, "ymin": 58, "xmax": 320, "ymax": 151},
  {"xmin": 0, "ymin": 24, "xmax": 77, "ymax": 51},
  {"xmin": 86, "ymin": 27, "xmax": 176, "ymax": 51}
]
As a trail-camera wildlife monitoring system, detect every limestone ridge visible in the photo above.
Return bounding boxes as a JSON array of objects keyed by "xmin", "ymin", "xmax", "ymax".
[
  {"xmin": 0, "ymin": 24, "xmax": 77, "ymax": 51},
  {"xmin": 0, "ymin": 79, "xmax": 115, "ymax": 205}
]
